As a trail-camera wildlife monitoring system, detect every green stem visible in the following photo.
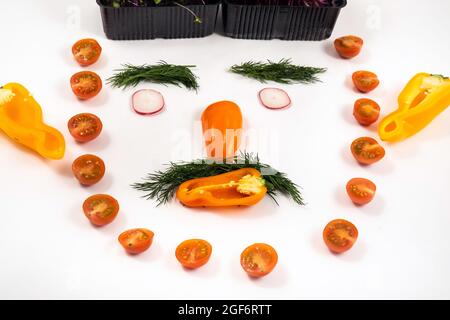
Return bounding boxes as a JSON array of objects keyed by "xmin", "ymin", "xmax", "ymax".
[{"xmin": 174, "ymin": 2, "xmax": 202, "ymax": 23}]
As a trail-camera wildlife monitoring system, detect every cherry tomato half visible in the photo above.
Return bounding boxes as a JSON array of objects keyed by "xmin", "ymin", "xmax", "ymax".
[
  {"xmin": 334, "ymin": 35, "xmax": 363, "ymax": 59},
  {"xmin": 323, "ymin": 219, "xmax": 358, "ymax": 253},
  {"xmin": 72, "ymin": 154, "xmax": 105, "ymax": 186},
  {"xmin": 175, "ymin": 239, "xmax": 212, "ymax": 269},
  {"xmin": 83, "ymin": 194, "xmax": 119, "ymax": 226},
  {"xmin": 72, "ymin": 38, "xmax": 102, "ymax": 67},
  {"xmin": 68, "ymin": 113, "xmax": 103, "ymax": 143},
  {"xmin": 240, "ymin": 243, "xmax": 278, "ymax": 278},
  {"xmin": 352, "ymin": 71, "xmax": 379, "ymax": 93},
  {"xmin": 118, "ymin": 228, "xmax": 154, "ymax": 255},
  {"xmin": 351, "ymin": 137, "xmax": 385, "ymax": 165},
  {"xmin": 346, "ymin": 178, "xmax": 376, "ymax": 205},
  {"xmin": 70, "ymin": 71, "xmax": 102, "ymax": 100},
  {"xmin": 353, "ymin": 98, "xmax": 380, "ymax": 126}
]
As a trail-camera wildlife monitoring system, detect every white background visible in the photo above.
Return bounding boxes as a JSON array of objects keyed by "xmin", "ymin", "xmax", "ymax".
[{"xmin": 0, "ymin": 0, "xmax": 449, "ymax": 300}]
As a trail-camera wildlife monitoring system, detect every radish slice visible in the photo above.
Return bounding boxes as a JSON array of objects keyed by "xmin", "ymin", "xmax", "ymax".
[
  {"xmin": 132, "ymin": 89, "xmax": 165, "ymax": 115},
  {"xmin": 258, "ymin": 88, "xmax": 291, "ymax": 110}
]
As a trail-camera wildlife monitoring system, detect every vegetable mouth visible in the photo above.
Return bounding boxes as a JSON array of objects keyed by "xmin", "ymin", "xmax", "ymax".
[
  {"xmin": 185, "ymin": 174, "xmax": 266, "ymax": 199},
  {"xmin": 133, "ymin": 152, "xmax": 304, "ymax": 206}
]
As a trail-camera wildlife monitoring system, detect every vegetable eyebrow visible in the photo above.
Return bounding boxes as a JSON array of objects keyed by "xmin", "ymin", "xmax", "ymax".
[
  {"xmin": 229, "ymin": 58, "xmax": 326, "ymax": 85},
  {"xmin": 107, "ymin": 61, "xmax": 199, "ymax": 91}
]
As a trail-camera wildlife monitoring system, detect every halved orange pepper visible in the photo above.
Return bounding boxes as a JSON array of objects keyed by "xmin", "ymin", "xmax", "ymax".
[
  {"xmin": 0, "ymin": 83, "xmax": 65, "ymax": 159},
  {"xmin": 379, "ymin": 73, "xmax": 450, "ymax": 142},
  {"xmin": 176, "ymin": 168, "xmax": 267, "ymax": 207},
  {"xmin": 201, "ymin": 100, "xmax": 243, "ymax": 159}
]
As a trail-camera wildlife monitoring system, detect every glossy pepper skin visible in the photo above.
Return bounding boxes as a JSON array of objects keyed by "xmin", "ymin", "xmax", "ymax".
[
  {"xmin": 176, "ymin": 168, "xmax": 267, "ymax": 207},
  {"xmin": 201, "ymin": 100, "xmax": 243, "ymax": 159},
  {"xmin": 0, "ymin": 83, "xmax": 65, "ymax": 159},
  {"xmin": 378, "ymin": 73, "xmax": 450, "ymax": 142}
]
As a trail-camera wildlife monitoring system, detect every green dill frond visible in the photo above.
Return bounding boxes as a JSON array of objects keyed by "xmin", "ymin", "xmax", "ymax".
[
  {"xmin": 107, "ymin": 61, "xmax": 199, "ymax": 91},
  {"xmin": 230, "ymin": 58, "xmax": 326, "ymax": 84}
]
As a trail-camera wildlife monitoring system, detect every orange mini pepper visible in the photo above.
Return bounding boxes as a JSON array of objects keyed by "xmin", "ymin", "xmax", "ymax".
[
  {"xmin": 0, "ymin": 83, "xmax": 65, "ymax": 159},
  {"xmin": 176, "ymin": 168, "xmax": 267, "ymax": 207},
  {"xmin": 201, "ymin": 100, "xmax": 243, "ymax": 159}
]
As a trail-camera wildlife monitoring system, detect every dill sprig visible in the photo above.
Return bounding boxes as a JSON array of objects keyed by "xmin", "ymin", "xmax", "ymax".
[
  {"xmin": 230, "ymin": 58, "xmax": 326, "ymax": 84},
  {"xmin": 132, "ymin": 152, "xmax": 304, "ymax": 206},
  {"xmin": 107, "ymin": 61, "xmax": 200, "ymax": 91}
]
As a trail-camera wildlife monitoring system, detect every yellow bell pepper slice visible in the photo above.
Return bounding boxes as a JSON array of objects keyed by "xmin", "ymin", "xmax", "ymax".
[
  {"xmin": 0, "ymin": 83, "xmax": 65, "ymax": 159},
  {"xmin": 378, "ymin": 73, "xmax": 450, "ymax": 142}
]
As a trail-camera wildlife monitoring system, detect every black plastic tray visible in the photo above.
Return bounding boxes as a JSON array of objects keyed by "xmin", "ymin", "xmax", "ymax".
[
  {"xmin": 222, "ymin": 0, "xmax": 347, "ymax": 41},
  {"xmin": 97, "ymin": 0, "xmax": 221, "ymax": 40}
]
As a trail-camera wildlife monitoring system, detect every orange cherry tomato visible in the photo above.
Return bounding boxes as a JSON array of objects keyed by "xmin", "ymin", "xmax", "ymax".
[
  {"xmin": 83, "ymin": 194, "xmax": 119, "ymax": 226},
  {"xmin": 70, "ymin": 71, "xmax": 102, "ymax": 100},
  {"xmin": 323, "ymin": 219, "xmax": 358, "ymax": 253},
  {"xmin": 118, "ymin": 228, "xmax": 154, "ymax": 255},
  {"xmin": 353, "ymin": 98, "xmax": 380, "ymax": 126},
  {"xmin": 352, "ymin": 71, "xmax": 379, "ymax": 93},
  {"xmin": 240, "ymin": 243, "xmax": 278, "ymax": 278},
  {"xmin": 68, "ymin": 113, "xmax": 103, "ymax": 143},
  {"xmin": 334, "ymin": 35, "xmax": 363, "ymax": 59},
  {"xmin": 72, "ymin": 154, "xmax": 105, "ymax": 186},
  {"xmin": 351, "ymin": 137, "xmax": 385, "ymax": 165},
  {"xmin": 346, "ymin": 178, "xmax": 376, "ymax": 205},
  {"xmin": 72, "ymin": 39, "xmax": 102, "ymax": 67},
  {"xmin": 175, "ymin": 239, "xmax": 212, "ymax": 269}
]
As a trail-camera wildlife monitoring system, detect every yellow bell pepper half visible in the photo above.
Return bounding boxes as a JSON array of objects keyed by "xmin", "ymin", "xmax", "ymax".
[
  {"xmin": 378, "ymin": 73, "xmax": 450, "ymax": 142},
  {"xmin": 0, "ymin": 83, "xmax": 65, "ymax": 159}
]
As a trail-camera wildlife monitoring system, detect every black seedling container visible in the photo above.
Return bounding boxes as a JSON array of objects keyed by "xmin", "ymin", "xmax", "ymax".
[
  {"xmin": 97, "ymin": 0, "xmax": 221, "ymax": 40},
  {"xmin": 222, "ymin": 0, "xmax": 347, "ymax": 41}
]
